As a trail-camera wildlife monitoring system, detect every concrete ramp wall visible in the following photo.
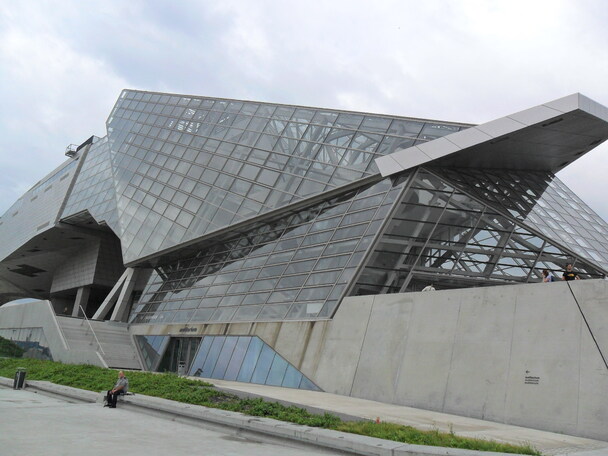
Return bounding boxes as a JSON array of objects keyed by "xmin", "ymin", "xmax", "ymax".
[
  {"xmin": 311, "ymin": 279, "xmax": 608, "ymax": 441},
  {"xmin": 0, "ymin": 300, "xmax": 105, "ymax": 366},
  {"xmin": 569, "ymin": 281, "xmax": 608, "ymax": 366},
  {"xmin": 0, "ymin": 301, "xmax": 142, "ymax": 370}
]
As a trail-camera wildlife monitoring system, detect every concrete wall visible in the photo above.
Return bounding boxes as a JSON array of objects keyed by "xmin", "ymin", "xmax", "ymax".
[
  {"xmin": 11, "ymin": 278, "xmax": 603, "ymax": 440},
  {"xmin": 129, "ymin": 279, "xmax": 608, "ymax": 440},
  {"xmin": 0, "ymin": 300, "xmax": 105, "ymax": 366},
  {"xmin": 312, "ymin": 279, "xmax": 608, "ymax": 441}
]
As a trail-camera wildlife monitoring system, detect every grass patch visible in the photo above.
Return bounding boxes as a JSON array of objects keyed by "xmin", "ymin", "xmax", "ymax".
[
  {"xmin": 0, "ymin": 358, "xmax": 540, "ymax": 455},
  {"xmin": 336, "ymin": 422, "xmax": 541, "ymax": 455}
]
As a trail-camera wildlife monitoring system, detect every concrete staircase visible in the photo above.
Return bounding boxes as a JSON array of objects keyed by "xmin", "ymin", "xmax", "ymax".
[{"xmin": 56, "ymin": 316, "xmax": 142, "ymax": 370}]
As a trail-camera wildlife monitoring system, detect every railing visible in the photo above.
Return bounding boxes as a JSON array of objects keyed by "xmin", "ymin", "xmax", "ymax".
[
  {"xmin": 79, "ymin": 305, "xmax": 106, "ymax": 355},
  {"xmin": 47, "ymin": 300, "xmax": 70, "ymax": 351},
  {"xmin": 59, "ymin": 313, "xmax": 105, "ymax": 322}
]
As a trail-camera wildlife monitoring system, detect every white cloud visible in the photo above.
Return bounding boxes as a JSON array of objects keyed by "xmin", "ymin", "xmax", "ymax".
[
  {"xmin": 0, "ymin": 2, "xmax": 127, "ymax": 212},
  {"xmin": 0, "ymin": 0, "xmax": 607, "ymax": 221}
]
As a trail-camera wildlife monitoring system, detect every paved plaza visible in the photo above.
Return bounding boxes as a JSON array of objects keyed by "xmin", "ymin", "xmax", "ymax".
[{"xmin": 0, "ymin": 386, "xmax": 342, "ymax": 456}]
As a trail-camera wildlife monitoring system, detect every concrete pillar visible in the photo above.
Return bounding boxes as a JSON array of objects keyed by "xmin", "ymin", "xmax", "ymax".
[
  {"xmin": 93, "ymin": 268, "xmax": 139, "ymax": 322},
  {"xmin": 72, "ymin": 286, "xmax": 91, "ymax": 317},
  {"xmin": 92, "ymin": 270, "xmax": 128, "ymax": 320},
  {"xmin": 110, "ymin": 268, "xmax": 139, "ymax": 322}
]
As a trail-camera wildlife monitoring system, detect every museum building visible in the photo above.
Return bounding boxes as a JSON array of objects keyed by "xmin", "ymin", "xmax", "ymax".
[{"xmin": 1, "ymin": 90, "xmax": 607, "ymax": 439}]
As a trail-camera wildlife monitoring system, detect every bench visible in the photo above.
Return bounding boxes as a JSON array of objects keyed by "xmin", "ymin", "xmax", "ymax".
[
  {"xmin": 117, "ymin": 391, "xmax": 135, "ymax": 401},
  {"xmin": 102, "ymin": 391, "xmax": 135, "ymax": 406}
]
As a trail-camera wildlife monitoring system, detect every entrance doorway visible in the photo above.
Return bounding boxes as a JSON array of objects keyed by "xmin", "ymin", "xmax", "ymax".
[{"xmin": 158, "ymin": 337, "xmax": 201, "ymax": 374}]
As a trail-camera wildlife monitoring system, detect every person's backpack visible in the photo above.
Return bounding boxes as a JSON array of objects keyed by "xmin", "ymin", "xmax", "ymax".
[{"xmin": 550, "ymin": 275, "xmax": 556, "ymax": 282}]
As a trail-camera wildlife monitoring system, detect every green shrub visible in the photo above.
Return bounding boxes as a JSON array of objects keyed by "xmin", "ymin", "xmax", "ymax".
[{"xmin": 0, "ymin": 336, "xmax": 24, "ymax": 358}]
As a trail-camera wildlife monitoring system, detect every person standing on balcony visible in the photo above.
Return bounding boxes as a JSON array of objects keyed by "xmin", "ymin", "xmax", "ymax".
[
  {"xmin": 542, "ymin": 269, "xmax": 556, "ymax": 282},
  {"xmin": 562, "ymin": 263, "xmax": 580, "ymax": 281}
]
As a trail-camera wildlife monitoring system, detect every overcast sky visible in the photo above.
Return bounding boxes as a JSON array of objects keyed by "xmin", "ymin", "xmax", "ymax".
[{"xmin": 1, "ymin": 0, "xmax": 607, "ymax": 219}]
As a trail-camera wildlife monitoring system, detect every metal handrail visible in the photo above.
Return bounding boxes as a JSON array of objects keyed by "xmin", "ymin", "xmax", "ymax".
[{"xmin": 79, "ymin": 305, "xmax": 106, "ymax": 355}]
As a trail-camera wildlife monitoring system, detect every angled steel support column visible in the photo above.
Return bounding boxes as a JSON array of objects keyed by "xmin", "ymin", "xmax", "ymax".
[
  {"xmin": 92, "ymin": 270, "xmax": 128, "ymax": 320},
  {"xmin": 110, "ymin": 268, "xmax": 139, "ymax": 322},
  {"xmin": 72, "ymin": 286, "xmax": 91, "ymax": 317}
]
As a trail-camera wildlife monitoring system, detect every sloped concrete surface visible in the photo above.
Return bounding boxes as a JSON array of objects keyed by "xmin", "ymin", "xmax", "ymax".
[{"xmin": 203, "ymin": 378, "xmax": 608, "ymax": 456}]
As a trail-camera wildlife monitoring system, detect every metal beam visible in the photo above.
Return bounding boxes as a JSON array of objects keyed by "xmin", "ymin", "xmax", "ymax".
[
  {"xmin": 92, "ymin": 270, "xmax": 128, "ymax": 320},
  {"xmin": 110, "ymin": 268, "xmax": 138, "ymax": 322}
]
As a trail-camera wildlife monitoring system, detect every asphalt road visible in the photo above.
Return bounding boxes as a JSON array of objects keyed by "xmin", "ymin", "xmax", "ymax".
[{"xmin": 0, "ymin": 386, "xmax": 343, "ymax": 456}]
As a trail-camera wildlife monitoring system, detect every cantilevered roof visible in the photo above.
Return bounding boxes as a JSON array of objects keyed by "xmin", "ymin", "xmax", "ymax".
[{"xmin": 375, "ymin": 93, "xmax": 608, "ymax": 176}]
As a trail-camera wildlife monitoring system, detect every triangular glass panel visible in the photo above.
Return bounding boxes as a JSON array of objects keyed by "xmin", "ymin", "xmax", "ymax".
[{"xmin": 350, "ymin": 168, "xmax": 606, "ymax": 294}]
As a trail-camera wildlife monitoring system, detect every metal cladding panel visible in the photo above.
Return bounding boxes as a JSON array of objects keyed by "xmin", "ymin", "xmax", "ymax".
[
  {"xmin": 0, "ymin": 225, "xmax": 118, "ymax": 305},
  {"xmin": 0, "ymin": 158, "xmax": 79, "ymax": 262},
  {"xmin": 375, "ymin": 93, "xmax": 608, "ymax": 176}
]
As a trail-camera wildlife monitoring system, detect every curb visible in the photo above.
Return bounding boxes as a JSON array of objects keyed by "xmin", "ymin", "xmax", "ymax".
[{"xmin": 0, "ymin": 377, "xmax": 527, "ymax": 456}]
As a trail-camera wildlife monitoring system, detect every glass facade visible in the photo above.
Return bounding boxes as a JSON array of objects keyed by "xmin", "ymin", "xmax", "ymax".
[
  {"xmin": 53, "ymin": 90, "xmax": 606, "ymax": 325},
  {"xmin": 104, "ymin": 90, "xmax": 467, "ymax": 262},
  {"xmin": 0, "ymin": 327, "xmax": 52, "ymax": 360},
  {"xmin": 188, "ymin": 335, "xmax": 319, "ymax": 390},
  {"xmin": 158, "ymin": 336, "xmax": 201, "ymax": 373},
  {"xmin": 3, "ymin": 89, "xmax": 607, "ymax": 329},
  {"xmin": 3, "ymin": 87, "xmax": 608, "ymax": 394},
  {"xmin": 432, "ymin": 168, "xmax": 608, "ymax": 271},
  {"xmin": 135, "ymin": 335, "xmax": 169, "ymax": 371},
  {"xmin": 134, "ymin": 333, "xmax": 318, "ymax": 390},
  {"xmin": 130, "ymin": 177, "xmax": 405, "ymax": 324},
  {"xmin": 62, "ymin": 137, "xmax": 120, "ymax": 232},
  {"xmin": 351, "ymin": 168, "xmax": 606, "ymax": 294}
]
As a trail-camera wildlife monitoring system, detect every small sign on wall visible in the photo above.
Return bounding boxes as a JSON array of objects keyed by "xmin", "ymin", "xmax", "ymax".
[
  {"xmin": 179, "ymin": 326, "xmax": 198, "ymax": 334},
  {"xmin": 524, "ymin": 370, "xmax": 540, "ymax": 385}
]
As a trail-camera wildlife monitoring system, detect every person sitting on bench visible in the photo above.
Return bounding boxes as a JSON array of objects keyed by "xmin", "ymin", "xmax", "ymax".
[{"xmin": 104, "ymin": 371, "xmax": 128, "ymax": 408}]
